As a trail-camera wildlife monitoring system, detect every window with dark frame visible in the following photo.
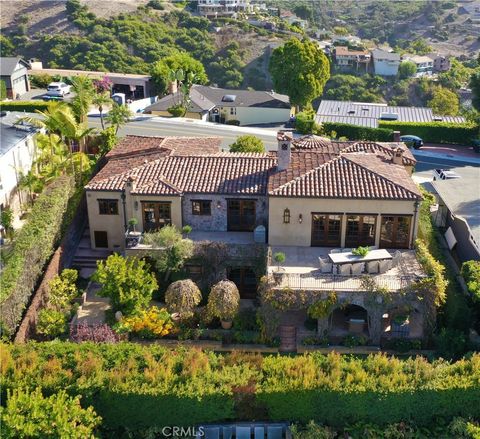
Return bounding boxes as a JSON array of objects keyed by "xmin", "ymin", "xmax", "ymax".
[
  {"xmin": 98, "ymin": 199, "xmax": 118, "ymax": 215},
  {"xmin": 192, "ymin": 200, "xmax": 212, "ymax": 216},
  {"xmin": 345, "ymin": 215, "xmax": 376, "ymax": 247}
]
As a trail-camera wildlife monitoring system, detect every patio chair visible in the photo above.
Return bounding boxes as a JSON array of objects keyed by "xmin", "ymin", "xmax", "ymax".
[
  {"xmin": 222, "ymin": 426, "xmax": 233, "ymax": 439},
  {"xmin": 236, "ymin": 426, "xmax": 251, "ymax": 439},
  {"xmin": 351, "ymin": 263, "xmax": 365, "ymax": 275},
  {"xmin": 342, "ymin": 248, "xmax": 352, "ymax": 253},
  {"xmin": 203, "ymin": 427, "xmax": 220, "ymax": 439},
  {"xmin": 379, "ymin": 259, "xmax": 392, "ymax": 273},
  {"xmin": 254, "ymin": 426, "xmax": 265, "ymax": 439},
  {"xmin": 330, "ymin": 248, "xmax": 342, "ymax": 253},
  {"xmin": 267, "ymin": 426, "xmax": 283, "ymax": 439},
  {"xmin": 338, "ymin": 264, "xmax": 352, "ymax": 276},
  {"xmin": 319, "ymin": 257, "xmax": 333, "ymax": 273},
  {"xmin": 366, "ymin": 261, "xmax": 379, "ymax": 274}
]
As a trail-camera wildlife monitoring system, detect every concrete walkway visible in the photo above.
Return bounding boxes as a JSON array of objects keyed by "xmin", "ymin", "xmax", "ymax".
[{"xmin": 75, "ymin": 282, "xmax": 110, "ymax": 325}]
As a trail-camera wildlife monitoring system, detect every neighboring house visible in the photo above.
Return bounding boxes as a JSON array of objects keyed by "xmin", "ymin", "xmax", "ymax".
[
  {"xmin": 371, "ymin": 49, "xmax": 401, "ymax": 76},
  {"xmin": 432, "ymin": 167, "xmax": 480, "ymax": 262},
  {"xmin": 144, "ymin": 85, "xmax": 294, "ymax": 126},
  {"xmin": 280, "ymin": 10, "xmax": 308, "ymax": 28},
  {"xmin": 458, "ymin": 2, "xmax": 480, "ymax": 24},
  {"xmin": 0, "ymin": 57, "xmax": 30, "ymax": 99},
  {"xmin": 402, "ymin": 55, "xmax": 434, "ymax": 77},
  {"xmin": 427, "ymin": 53, "xmax": 451, "ymax": 72},
  {"xmin": 332, "ymin": 35, "xmax": 362, "ymax": 46},
  {"xmin": 85, "ymin": 132, "xmax": 426, "ymax": 343},
  {"xmin": 315, "ymin": 100, "xmax": 465, "ymax": 128},
  {"xmin": 0, "ymin": 112, "xmax": 38, "ymax": 222},
  {"xmin": 334, "ymin": 46, "xmax": 371, "ymax": 72},
  {"xmin": 197, "ymin": 0, "xmax": 252, "ymax": 18}
]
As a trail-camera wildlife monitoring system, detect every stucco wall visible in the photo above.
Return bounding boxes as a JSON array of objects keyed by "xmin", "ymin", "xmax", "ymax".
[
  {"xmin": 268, "ymin": 197, "xmax": 418, "ymax": 247},
  {"xmin": 182, "ymin": 194, "xmax": 268, "ymax": 232},
  {"xmin": 224, "ymin": 106, "xmax": 293, "ymax": 126},
  {"xmin": 373, "ymin": 60, "xmax": 399, "ymax": 76}
]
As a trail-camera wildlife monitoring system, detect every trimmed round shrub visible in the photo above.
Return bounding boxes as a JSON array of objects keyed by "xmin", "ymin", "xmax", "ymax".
[
  {"xmin": 167, "ymin": 105, "xmax": 186, "ymax": 117},
  {"xmin": 165, "ymin": 279, "xmax": 202, "ymax": 318},
  {"xmin": 207, "ymin": 280, "xmax": 240, "ymax": 322}
]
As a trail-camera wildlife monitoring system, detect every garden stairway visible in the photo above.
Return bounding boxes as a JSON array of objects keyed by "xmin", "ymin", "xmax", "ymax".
[{"xmin": 72, "ymin": 227, "xmax": 111, "ymax": 274}]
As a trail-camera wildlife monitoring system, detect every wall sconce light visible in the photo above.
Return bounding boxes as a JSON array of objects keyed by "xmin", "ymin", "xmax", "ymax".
[
  {"xmin": 283, "ymin": 208, "xmax": 290, "ymax": 224},
  {"xmin": 298, "ymin": 214, "xmax": 303, "ymax": 224},
  {"xmin": 134, "ymin": 201, "xmax": 139, "ymax": 211},
  {"xmin": 217, "ymin": 201, "xmax": 222, "ymax": 209}
]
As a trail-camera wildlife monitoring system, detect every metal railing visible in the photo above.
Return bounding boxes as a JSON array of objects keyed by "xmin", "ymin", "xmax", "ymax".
[{"xmin": 275, "ymin": 273, "xmax": 419, "ymax": 292}]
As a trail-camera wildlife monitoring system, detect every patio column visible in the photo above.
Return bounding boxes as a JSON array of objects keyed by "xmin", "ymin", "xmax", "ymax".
[
  {"xmin": 340, "ymin": 214, "xmax": 347, "ymax": 247},
  {"xmin": 368, "ymin": 308, "xmax": 383, "ymax": 345},
  {"xmin": 317, "ymin": 316, "xmax": 329, "ymax": 335},
  {"xmin": 374, "ymin": 214, "xmax": 382, "ymax": 247}
]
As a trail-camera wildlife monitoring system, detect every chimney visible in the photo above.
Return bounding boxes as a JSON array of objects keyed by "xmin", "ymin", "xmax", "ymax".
[
  {"xmin": 393, "ymin": 130, "xmax": 401, "ymax": 142},
  {"xmin": 168, "ymin": 80, "xmax": 178, "ymax": 95},
  {"xmin": 277, "ymin": 130, "xmax": 293, "ymax": 171},
  {"xmin": 125, "ymin": 175, "xmax": 136, "ymax": 193},
  {"xmin": 392, "ymin": 147, "xmax": 404, "ymax": 165}
]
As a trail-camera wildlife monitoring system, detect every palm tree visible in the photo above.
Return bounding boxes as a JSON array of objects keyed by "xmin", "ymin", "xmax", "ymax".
[
  {"xmin": 92, "ymin": 91, "xmax": 113, "ymax": 130},
  {"xmin": 105, "ymin": 103, "xmax": 133, "ymax": 135},
  {"xmin": 70, "ymin": 76, "xmax": 95, "ymax": 124}
]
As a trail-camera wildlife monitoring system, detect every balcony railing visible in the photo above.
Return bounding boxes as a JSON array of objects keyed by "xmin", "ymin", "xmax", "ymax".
[{"xmin": 273, "ymin": 273, "xmax": 420, "ymax": 292}]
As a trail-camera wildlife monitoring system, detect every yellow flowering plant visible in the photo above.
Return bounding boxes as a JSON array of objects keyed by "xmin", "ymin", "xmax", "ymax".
[{"xmin": 117, "ymin": 306, "xmax": 175, "ymax": 339}]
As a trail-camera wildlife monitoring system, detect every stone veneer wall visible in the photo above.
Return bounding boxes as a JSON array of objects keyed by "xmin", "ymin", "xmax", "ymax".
[{"xmin": 182, "ymin": 194, "xmax": 268, "ymax": 231}]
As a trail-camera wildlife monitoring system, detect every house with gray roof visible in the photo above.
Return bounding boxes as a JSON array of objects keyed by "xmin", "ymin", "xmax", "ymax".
[
  {"xmin": 144, "ymin": 84, "xmax": 293, "ymax": 126},
  {"xmin": 371, "ymin": 49, "xmax": 401, "ymax": 76},
  {"xmin": 0, "ymin": 57, "xmax": 30, "ymax": 99},
  {"xmin": 315, "ymin": 100, "xmax": 466, "ymax": 128},
  {"xmin": 432, "ymin": 166, "xmax": 480, "ymax": 262}
]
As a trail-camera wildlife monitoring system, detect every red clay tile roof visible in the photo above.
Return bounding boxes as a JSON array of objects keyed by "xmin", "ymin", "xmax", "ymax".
[
  {"xmin": 269, "ymin": 153, "xmax": 421, "ymax": 199},
  {"xmin": 292, "ymin": 135, "xmax": 332, "ymax": 150},
  {"xmin": 87, "ymin": 153, "xmax": 275, "ymax": 195},
  {"xmin": 87, "ymin": 135, "xmax": 420, "ymax": 201},
  {"xmin": 106, "ymin": 135, "xmax": 221, "ymax": 159}
]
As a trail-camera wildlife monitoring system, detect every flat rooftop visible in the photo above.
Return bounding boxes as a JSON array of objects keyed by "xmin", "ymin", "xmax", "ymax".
[
  {"xmin": 29, "ymin": 68, "xmax": 151, "ymax": 81},
  {"xmin": 432, "ymin": 166, "xmax": 480, "ymax": 247}
]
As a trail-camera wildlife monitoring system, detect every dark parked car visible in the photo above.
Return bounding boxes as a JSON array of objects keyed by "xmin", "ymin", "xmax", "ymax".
[{"xmin": 400, "ymin": 135, "xmax": 423, "ymax": 149}]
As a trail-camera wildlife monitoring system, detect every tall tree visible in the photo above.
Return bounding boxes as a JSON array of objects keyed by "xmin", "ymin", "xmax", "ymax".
[
  {"xmin": 428, "ymin": 87, "xmax": 459, "ymax": 116},
  {"xmin": 470, "ymin": 69, "xmax": 480, "ymax": 112},
  {"xmin": 151, "ymin": 52, "xmax": 208, "ymax": 94},
  {"xmin": 229, "ymin": 135, "xmax": 265, "ymax": 153},
  {"xmin": 269, "ymin": 38, "xmax": 330, "ymax": 109},
  {"xmin": 105, "ymin": 103, "xmax": 132, "ymax": 134}
]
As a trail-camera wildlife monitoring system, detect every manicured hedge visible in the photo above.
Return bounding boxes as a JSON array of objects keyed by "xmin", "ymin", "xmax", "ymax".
[
  {"xmin": 0, "ymin": 177, "xmax": 75, "ymax": 335},
  {"xmin": 2, "ymin": 343, "xmax": 479, "ymax": 431},
  {"xmin": 0, "ymin": 100, "xmax": 52, "ymax": 112},
  {"xmin": 378, "ymin": 121, "xmax": 478, "ymax": 145},
  {"xmin": 322, "ymin": 122, "xmax": 394, "ymax": 141}
]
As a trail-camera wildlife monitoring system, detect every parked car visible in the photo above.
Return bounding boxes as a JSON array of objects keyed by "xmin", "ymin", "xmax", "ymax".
[
  {"xmin": 400, "ymin": 135, "xmax": 423, "ymax": 149},
  {"xmin": 432, "ymin": 169, "xmax": 461, "ymax": 181},
  {"xmin": 46, "ymin": 82, "xmax": 71, "ymax": 97}
]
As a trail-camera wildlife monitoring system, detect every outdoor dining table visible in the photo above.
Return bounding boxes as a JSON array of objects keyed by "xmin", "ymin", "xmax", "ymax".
[{"xmin": 328, "ymin": 249, "xmax": 392, "ymax": 265}]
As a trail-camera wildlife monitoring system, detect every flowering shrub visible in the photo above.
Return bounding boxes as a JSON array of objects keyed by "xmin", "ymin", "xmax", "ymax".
[
  {"xmin": 117, "ymin": 307, "xmax": 174, "ymax": 339},
  {"xmin": 70, "ymin": 323, "xmax": 119, "ymax": 343}
]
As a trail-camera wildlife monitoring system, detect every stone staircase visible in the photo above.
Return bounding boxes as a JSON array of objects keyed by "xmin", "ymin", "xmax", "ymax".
[{"xmin": 72, "ymin": 228, "xmax": 111, "ymax": 273}]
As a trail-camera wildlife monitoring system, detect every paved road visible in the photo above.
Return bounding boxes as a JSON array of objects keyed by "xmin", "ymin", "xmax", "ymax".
[{"xmin": 88, "ymin": 116, "xmax": 280, "ymax": 150}]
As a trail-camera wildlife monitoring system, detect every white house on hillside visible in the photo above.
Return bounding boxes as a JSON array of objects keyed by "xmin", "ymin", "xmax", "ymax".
[{"xmin": 371, "ymin": 49, "xmax": 401, "ymax": 76}]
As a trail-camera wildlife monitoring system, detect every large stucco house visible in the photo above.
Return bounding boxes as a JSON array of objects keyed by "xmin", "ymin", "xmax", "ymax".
[{"xmin": 85, "ymin": 132, "xmax": 427, "ymax": 344}]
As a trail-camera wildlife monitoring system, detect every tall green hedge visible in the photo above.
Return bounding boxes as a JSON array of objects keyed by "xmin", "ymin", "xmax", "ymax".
[
  {"xmin": 322, "ymin": 122, "xmax": 394, "ymax": 141},
  {"xmin": 0, "ymin": 177, "xmax": 75, "ymax": 335},
  {"xmin": 0, "ymin": 100, "xmax": 53, "ymax": 112},
  {"xmin": 378, "ymin": 121, "xmax": 478, "ymax": 145},
  {"xmin": 2, "ymin": 343, "xmax": 479, "ymax": 431}
]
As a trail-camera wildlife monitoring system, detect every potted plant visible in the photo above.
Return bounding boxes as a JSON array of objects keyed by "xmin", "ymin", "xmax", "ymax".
[
  {"xmin": 126, "ymin": 218, "xmax": 141, "ymax": 247},
  {"xmin": 352, "ymin": 246, "xmax": 370, "ymax": 257},
  {"xmin": 128, "ymin": 218, "xmax": 139, "ymax": 234},
  {"xmin": 207, "ymin": 280, "xmax": 240, "ymax": 329},
  {"xmin": 182, "ymin": 225, "xmax": 192, "ymax": 237},
  {"xmin": 272, "ymin": 252, "xmax": 286, "ymax": 283}
]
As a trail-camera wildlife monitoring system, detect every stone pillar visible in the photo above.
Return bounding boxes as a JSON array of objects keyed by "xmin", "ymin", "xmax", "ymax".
[
  {"xmin": 317, "ymin": 316, "xmax": 329, "ymax": 336},
  {"xmin": 368, "ymin": 308, "xmax": 383, "ymax": 345}
]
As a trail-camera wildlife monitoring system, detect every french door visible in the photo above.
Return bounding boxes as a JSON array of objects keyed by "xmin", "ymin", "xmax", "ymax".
[
  {"xmin": 142, "ymin": 202, "xmax": 172, "ymax": 232},
  {"xmin": 227, "ymin": 199, "xmax": 256, "ymax": 231},
  {"xmin": 380, "ymin": 215, "xmax": 412, "ymax": 249},
  {"xmin": 311, "ymin": 214, "xmax": 342, "ymax": 247}
]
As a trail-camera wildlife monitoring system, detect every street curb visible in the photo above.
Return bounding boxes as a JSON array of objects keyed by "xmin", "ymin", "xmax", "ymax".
[{"xmin": 413, "ymin": 150, "xmax": 480, "ymax": 165}]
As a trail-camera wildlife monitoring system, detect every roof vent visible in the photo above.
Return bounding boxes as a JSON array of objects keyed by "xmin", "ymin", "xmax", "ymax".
[
  {"xmin": 433, "ymin": 116, "xmax": 443, "ymax": 121},
  {"xmin": 379, "ymin": 112, "xmax": 399, "ymax": 120},
  {"xmin": 221, "ymin": 95, "xmax": 236, "ymax": 102},
  {"xmin": 348, "ymin": 110, "xmax": 355, "ymax": 114},
  {"xmin": 362, "ymin": 107, "xmax": 369, "ymax": 111}
]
